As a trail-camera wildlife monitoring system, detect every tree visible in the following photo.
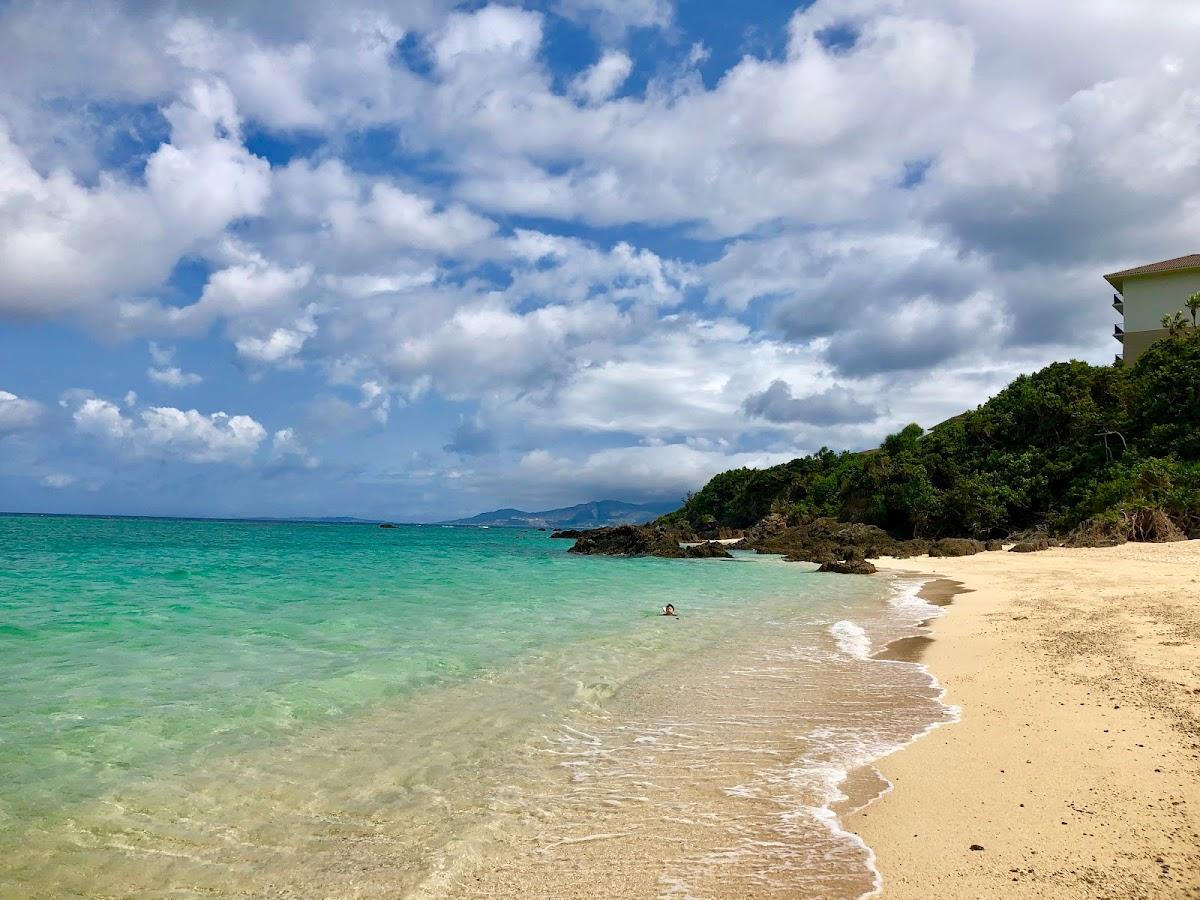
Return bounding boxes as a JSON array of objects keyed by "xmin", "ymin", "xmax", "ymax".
[
  {"xmin": 1187, "ymin": 291, "xmax": 1200, "ymax": 328},
  {"xmin": 1161, "ymin": 310, "xmax": 1189, "ymax": 337}
]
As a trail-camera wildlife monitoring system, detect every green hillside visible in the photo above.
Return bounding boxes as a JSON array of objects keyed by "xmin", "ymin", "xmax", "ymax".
[{"xmin": 661, "ymin": 330, "xmax": 1200, "ymax": 540}]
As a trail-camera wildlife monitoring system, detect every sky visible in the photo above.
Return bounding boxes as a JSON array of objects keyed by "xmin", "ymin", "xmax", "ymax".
[{"xmin": 1, "ymin": 0, "xmax": 1198, "ymax": 521}]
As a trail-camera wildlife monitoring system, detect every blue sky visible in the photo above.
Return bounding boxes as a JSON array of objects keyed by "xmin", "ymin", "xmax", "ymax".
[{"xmin": 1, "ymin": 0, "xmax": 1198, "ymax": 520}]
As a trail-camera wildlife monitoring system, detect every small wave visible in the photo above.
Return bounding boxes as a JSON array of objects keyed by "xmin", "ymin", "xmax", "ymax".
[{"xmin": 830, "ymin": 620, "xmax": 871, "ymax": 659}]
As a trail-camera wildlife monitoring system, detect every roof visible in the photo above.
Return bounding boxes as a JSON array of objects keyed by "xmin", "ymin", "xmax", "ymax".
[{"xmin": 1104, "ymin": 253, "xmax": 1200, "ymax": 291}]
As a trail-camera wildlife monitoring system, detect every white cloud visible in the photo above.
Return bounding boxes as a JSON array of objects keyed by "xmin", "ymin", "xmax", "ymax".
[
  {"xmin": 234, "ymin": 319, "xmax": 316, "ymax": 367},
  {"xmin": 2, "ymin": 0, "xmax": 1199, "ymax": 514},
  {"xmin": 70, "ymin": 395, "xmax": 267, "ymax": 463},
  {"xmin": 146, "ymin": 343, "xmax": 203, "ymax": 387},
  {"xmin": 270, "ymin": 427, "xmax": 319, "ymax": 468},
  {"xmin": 517, "ymin": 443, "xmax": 792, "ymax": 504},
  {"xmin": 41, "ymin": 473, "xmax": 76, "ymax": 488},
  {"xmin": 556, "ymin": 0, "xmax": 672, "ymax": 40},
  {"xmin": 148, "ymin": 366, "xmax": 204, "ymax": 388},
  {"xmin": 0, "ymin": 78, "xmax": 269, "ymax": 324},
  {"xmin": 571, "ymin": 51, "xmax": 632, "ymax": 105},
  {"xmin": 0, "ymin": 390, "xmax": 43, "ymax": 435}
]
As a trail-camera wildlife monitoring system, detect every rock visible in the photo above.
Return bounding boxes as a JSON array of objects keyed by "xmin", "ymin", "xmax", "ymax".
[
  {"xmin": 682, "ymin": 541, "xmax": 734, "ymax": 559},
  {"xmin": 890, "ymin": 538, "xmax": 931, "ymax": 559},
  {"xmin": 745, "ymin": 513, "xmax": 790, "ymax": 542},
  {"xmin": 928, "ymin": 538, "xmax": 985, "ymax": 557},
  {"xmin": 550, "ymin": 529, "xmax": 587, "ymax": 539},
  {"xmin": 984, "ymin": 539, "xmax": 1004, "ymax": 551},
  {"xmin": 818, "ymin": 559, "xmax": 878, "ymax": 575},
  {"xmin": 969, "ymin": 844, "xmax": 985, "ymax": 851},
  {"xmin": 750, "ymin": 518, "xmax": 900, "ymax": 562},
  {"xmin": 694, "ymin": 520, "xmax": 745, "ymax": 541},
  {"xmin": 565, "ymin": 525, "xmax": 726, "ymax": 558},
  {"xmin": 378, "ymin": 523, "xmax": 397, "ymax": 528},
  {"xmin": 1010, "ymin": 536, "xmax": 1053, "ymax": 553}
]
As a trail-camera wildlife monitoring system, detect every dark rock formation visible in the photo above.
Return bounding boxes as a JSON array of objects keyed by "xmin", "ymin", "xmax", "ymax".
[
  {"xmin": 818, "ymin": 559, "xmax": 878, "ymax": 575},
  {"xmin": 378, "ymin": 523, "xmax": 397, "ymax": 528},
  {"xmin": 694, "ymin": 521, "xmax": 745, "ymax": 541},
  {"xmin": 1010, "ymin": 537, "xmax": 1053, "ymax": 552},
  {"xmin": 743, "ymin": 513, "xmax": 789, "ymax": 543},
  {"xmin": 568, "ymin": 524, "xmax": 683, "ymax": 557},
  {"xmin": 682, "ymin": 541, "xmax": 734, "ymax": 559},
  {"xmin": 928, "ymin": 538, "xmax": 985, "ymax": 557},
  {"xmin": 550, "ymin": 528, "xmax": 587, "ymax": 539},
  {"xmin": 890, "ymin": 538, "xmax": 931, "ymax": 559},
  {"xmin": 565, "ymin": 525, "xmax": 731, "ymax": 558},
  {"xmin": 751, "ymin": 518, "xmax": 900, "ymax": 563}
]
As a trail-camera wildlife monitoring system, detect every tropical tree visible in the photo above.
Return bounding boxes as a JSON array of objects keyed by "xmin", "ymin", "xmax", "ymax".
[
  {"xmin": 1162, "ymin": 310, "xmax": 1189, "ymax": 337},
  {"xmin": 1187, "ymin": 290, "xmax": 1200, "ymax": 327}
]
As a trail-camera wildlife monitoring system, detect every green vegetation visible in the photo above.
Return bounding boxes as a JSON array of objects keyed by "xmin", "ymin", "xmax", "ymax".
[{"xmin": 662, "ymin": 330, "xmax": 1200, "ymax": 540}]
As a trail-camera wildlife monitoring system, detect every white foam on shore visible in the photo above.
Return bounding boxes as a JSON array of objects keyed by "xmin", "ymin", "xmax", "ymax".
[{"xmin": 830, "ymin": 620, "xmax": 872, "ymax": 659}]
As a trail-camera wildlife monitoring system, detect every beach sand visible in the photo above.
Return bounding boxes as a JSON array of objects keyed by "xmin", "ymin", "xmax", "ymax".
[{"xmin": 851, "ymin": 541, "xmax": 1200, "ymax": 898}]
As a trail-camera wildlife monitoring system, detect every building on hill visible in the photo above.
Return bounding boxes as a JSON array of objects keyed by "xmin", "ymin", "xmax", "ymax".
[{"xmin": 1105, "ymin": 253, "xmax": 1200, "ymax": 365}]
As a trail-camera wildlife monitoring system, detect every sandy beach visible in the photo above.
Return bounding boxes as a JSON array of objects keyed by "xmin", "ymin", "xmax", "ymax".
[{"xmin": 850, "ymin": 541, "xmax": 1200, "ymax": 898}]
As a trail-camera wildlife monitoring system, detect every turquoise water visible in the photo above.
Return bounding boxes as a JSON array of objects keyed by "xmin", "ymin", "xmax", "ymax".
[{"xmin": 0, "ymin": 515, "xmax": 950, "ymax": 897}]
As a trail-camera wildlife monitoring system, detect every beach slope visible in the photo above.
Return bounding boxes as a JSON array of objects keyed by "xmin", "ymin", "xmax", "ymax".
[{"xmin": 851, "ymin": 541, "xmax": 1200, "ymax": 898}]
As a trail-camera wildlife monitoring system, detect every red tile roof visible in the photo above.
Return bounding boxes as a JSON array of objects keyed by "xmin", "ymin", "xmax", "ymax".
[{"xmin": 1105, "ymin": 254, "xmax": 1200, "ymax": 291}]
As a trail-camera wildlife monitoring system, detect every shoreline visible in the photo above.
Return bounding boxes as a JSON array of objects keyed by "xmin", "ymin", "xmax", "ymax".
[{"xmin": 847, "ymin": 542, "xmax": 1200, "ymax": 898}]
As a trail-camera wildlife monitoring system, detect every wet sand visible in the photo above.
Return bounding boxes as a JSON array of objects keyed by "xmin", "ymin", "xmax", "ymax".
[{"xmin": 851, "ymin": 541, "xmax": 1200, "ymax": 898}]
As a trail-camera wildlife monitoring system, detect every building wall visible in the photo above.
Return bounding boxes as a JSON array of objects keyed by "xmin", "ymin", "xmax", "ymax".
[
  {"xmin": 1120, "ymin": 269, "xmax": 1200, "ymax": 332},
  {"xmin": 1122, "ymin": 327, "xmax": 1172, "ymax": 366}
]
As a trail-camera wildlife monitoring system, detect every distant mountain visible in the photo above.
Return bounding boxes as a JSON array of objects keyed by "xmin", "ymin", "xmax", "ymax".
[{"xmin": 442, "ymin": 499, "xmax": 677, "ymax": 528}]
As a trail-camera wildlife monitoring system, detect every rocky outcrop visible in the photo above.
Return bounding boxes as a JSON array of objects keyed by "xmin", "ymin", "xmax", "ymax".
[
  {"xmin": 928, "ymin": 538, "xmax": 985, "ymax": 557},
  {"xmin": 1010, "ymin": 536, "xmax": 1053, "ymax": 552},
  {"xmin": 890, "ymin": 538, "xmax": 932, "ymax": 559},
  {"xmin": 568, "ymin": 525, "xmax": 683, "ymax": 557},
  {"xmin": 550, "ymin": 528, "xmax": 587, "ymax": 539},
  {"xmin": 683, "ymin": 541, "xmax": 735, "ymax": 559},
  {"xmin": 566, "ymin": 526, "xmax": 732, "ymax": 559},
  {"xmin": 818, "ymin": 559, "xmax": 878, "ymax": 574},
  {"xmin": 752, "ymin": 518, "xmax": 900, "ymax": 563},
  {"xmin": 743, "ymin": 513, "xmax": 789, "ymax": 543}
]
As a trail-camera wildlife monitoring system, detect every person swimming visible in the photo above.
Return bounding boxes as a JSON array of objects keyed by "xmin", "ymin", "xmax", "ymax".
[{"xmin": 662, "ymin": 603, "xmax": 677, "ymax": 617}]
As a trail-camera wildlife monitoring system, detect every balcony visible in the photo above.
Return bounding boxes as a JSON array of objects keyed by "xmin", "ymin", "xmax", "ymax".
[
  {"xmin": 1112, "ymin": 293, "xmax": 1123, "ymax": 313},
  {"xmin": 1115, "ymin": 352, "xmax": 1123, "ymax": 365},
  {"xmin": 1114, "ymin": 324, "xmax": 1124, "ymax": 343}
]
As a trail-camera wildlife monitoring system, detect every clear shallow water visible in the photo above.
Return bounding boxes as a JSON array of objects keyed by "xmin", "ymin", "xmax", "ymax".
[{"xmin": 0, "ymin": 516, "xmax": 952, "ymax": 898}]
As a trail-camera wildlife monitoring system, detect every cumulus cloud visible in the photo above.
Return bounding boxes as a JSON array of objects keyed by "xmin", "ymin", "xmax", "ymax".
[
  {"xmin": 1, "ymin": 0, "xmax": 1195, "ymax": 516},
  {"xmin": 69, "ymin": 395, "xmax": 267, "ymax": 463},
  {"xmin": 270, "ymin": 428, "xmax": 319, "ymax": 468},
  {"xmin": 0, "ymin": 390, "xmax": 43, "ymax": 435},
  {"xmin": 556, "ymin": 0, "xmax": 672, "ymax": 40},
  {"xmin": 515, "ymin": 442, "xmax": 792, "ymax": 506},
  {"xmin": 571, "ymin": 50, "xmax": 632, "ymax": 105},
  {"xmin": 146, "ymin": 343, "xmax": 203, "ymax": 387},
  {"xmin": 0, "ymin": 79, "xmax": 269, "ymax": 324},
  {"xmin": 742, "ymin": 380, "xmax": 880, "ymax": 426}
]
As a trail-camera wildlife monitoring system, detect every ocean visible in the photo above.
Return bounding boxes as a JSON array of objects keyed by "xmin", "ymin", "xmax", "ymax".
[{"xmin": 0, "ymin": 515, "xmax": 954, "ymax": 898}]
